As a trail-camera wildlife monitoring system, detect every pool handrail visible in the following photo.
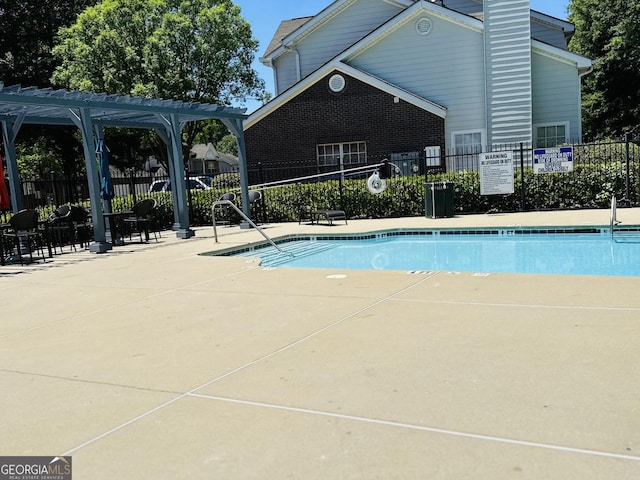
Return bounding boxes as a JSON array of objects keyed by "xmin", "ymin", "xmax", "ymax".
[
  {"xmin": 610, "ymin": 195, "xmax": 621, "ymax": 237},
  {"xmin": 211, "ymin": 199, "xmax": 287, "ymax": 255}
]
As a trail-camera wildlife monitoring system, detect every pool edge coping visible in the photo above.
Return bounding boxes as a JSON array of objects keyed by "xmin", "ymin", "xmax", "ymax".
[{"xmin": 201, "ymin": 224, "xmax": 640, "ymax": 258}]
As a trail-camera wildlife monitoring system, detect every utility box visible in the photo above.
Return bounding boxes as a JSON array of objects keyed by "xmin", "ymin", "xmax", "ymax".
[{"xmin": 425, "ymin": 182, "xmax": 454, "ymax": 218}]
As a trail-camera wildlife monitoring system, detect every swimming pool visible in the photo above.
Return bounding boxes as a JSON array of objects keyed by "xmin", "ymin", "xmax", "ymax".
[{"xmin": 212, "ymin": 228, "xmax": 640, "ymax": 277}]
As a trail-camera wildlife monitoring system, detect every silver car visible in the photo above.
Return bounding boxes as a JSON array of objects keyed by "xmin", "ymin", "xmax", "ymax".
[{"xmin": 148, "ymin": 176, "xmax": 215, "ymax": 193}]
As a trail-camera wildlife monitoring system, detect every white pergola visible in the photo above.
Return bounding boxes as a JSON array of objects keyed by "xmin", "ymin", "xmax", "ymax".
[{"xmin": 0, "ymin": 83, "xmax": 249, "ymax": 253}]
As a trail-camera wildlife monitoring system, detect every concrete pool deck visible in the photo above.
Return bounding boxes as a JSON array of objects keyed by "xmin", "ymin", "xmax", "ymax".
[{"xmin": 1, "ymin": 208, "xmax": 639, "ymax": 479}]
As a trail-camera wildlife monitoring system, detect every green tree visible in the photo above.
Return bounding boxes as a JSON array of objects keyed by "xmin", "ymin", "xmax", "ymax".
[
  {"xmin": 0, "ymin": 0, "xmax": 98, "ymax": 179},
  {"xmin": 0, "ymin": 0, "xmax": 98, "ymax": 87},
  {"xmin": 568, "ymin": 0, "xmax": 640, "ymax": 138},
  {"xmin": 216, "ymin": 133, "xmax": 238, "ymax": 155},
  {"xmin": 52, "ymin": 0, "xmax": 265, "ymax": 166}
]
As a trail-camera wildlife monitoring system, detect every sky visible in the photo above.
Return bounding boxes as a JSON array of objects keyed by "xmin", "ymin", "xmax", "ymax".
[{"xmin": 233, "ymin": 0, "xmax": 571, "ymax": 113}]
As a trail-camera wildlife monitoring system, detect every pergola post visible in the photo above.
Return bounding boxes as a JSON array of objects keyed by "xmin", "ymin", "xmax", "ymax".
[
  {"xmin": 1, "ymin": 116, "xmax": 24, "ymax": 212},
  {"xmin": 222, "ymin": 118, "xmax": 250, "ymax": 220},
  {"xmin": 164, "ymin": 114, "xmax": 193, "ymax": 239},
  {"xmin": 72, "ymin": 108, "xmax": 111, "ymax": 253}
]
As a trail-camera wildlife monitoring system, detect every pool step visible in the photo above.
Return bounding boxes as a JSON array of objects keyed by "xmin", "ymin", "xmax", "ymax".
[
  {"xmin": 612, "ymin": 231, "xmax": 640, "ymax": 244},
  {"xmin": 244, "ymin": 241, "xmax": 337, "ymax": 267}
]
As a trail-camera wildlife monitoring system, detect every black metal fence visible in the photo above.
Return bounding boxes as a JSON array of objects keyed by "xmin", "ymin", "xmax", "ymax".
[{"xmin": 8, "ymin": 136, "xmax": 640, "ymax": 226}]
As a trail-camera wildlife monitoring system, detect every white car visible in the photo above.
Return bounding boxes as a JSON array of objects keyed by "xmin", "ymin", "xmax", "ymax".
[{"xmin": 149, "ymin": 176, "xmax": 214, "ymax": 193}]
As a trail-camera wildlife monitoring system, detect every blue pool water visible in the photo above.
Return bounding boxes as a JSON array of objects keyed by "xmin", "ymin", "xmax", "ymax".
[{"xmin": 228, "ymin": 230, "xmax": 640, "ymax": 276}]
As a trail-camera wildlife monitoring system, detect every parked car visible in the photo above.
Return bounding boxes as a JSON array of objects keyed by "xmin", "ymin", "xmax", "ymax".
[{"xmin": 148, "ymin": 176, "xmax": 215, "ymax": 193}]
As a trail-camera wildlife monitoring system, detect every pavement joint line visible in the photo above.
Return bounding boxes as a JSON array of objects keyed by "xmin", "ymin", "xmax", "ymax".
[
  {"xmin": 394, "ymin": 298, "xmax": 640, "ymax": 312},
  {"xmin": 59, "ymin": 275, "xmax": 432, "ymax": 457},
  {"xmin": 187, "ymin": 393, "xmax": 640, "ymax": 463},
  {"xmin": 0, "ymin": 368, "xmax": 183, "ymax": 396}
]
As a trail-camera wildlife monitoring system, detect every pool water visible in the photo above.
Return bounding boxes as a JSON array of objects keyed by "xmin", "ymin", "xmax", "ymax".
[{"xmin": 231, "ymin": 230, "xmax": 640, "ymax": 277}]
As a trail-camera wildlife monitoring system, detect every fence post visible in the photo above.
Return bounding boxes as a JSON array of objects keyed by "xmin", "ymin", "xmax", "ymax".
[
  {"xmin": 50, "ymin": 171, "xmax": 58, "ymax": 207},
  {"xmin": 520, "ymin": 142, "xmax": 526, "ymax": 211},
  {"xmin": 185, "ymin": 165, "xmax": 193, "ymax": 223},
  {"xmin": 338, "ymin": 164, "xmax": 344, "ymax": 211},
  {"xmin": 625, "ymin": 132, "xmax": 631, "ymax": 202},
  {"xmin": 129, "ymin": 168, "xmax": 137, "ymax": 205},
  {"xmin": 258, "ymin": 162, "xmax": 266, "ymax": 222}
]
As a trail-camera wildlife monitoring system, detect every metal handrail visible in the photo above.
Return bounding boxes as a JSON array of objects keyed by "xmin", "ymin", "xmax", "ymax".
[
  {"xmin": 211, "ymin": 200, "xmax": 286, "ymax": 255},
  {"xmin": 610, "ymin": 195, "xmax": 620, "ymax": 237}
]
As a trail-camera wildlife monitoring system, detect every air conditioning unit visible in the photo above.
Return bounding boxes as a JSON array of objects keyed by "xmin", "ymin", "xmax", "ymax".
[{"xmin": 390, "ymin": 151, "xmax": 421, "ymax": 176}]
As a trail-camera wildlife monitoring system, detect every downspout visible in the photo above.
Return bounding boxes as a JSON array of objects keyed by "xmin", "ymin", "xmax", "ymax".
[{"xmin": 285, "ymin": 45, "xmax": 301, "ymax": 82}]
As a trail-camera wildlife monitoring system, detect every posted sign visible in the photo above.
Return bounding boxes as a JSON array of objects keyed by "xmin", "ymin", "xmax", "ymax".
[
  {"xmin": 533, "ymin": 147, "xmax": 574, "ymax": 174},
  {"xmin": 480, "ymin": 151, "xmax": 514, "ymax": 196}
]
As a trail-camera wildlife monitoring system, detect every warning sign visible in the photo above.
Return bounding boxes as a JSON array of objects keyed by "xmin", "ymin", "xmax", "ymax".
[
  {"xmin": 533, "ymin": 147, "xmax": 574, "ymax": 174},
  {"xmin": 480, "ymin": 151, "xmax": 514, "ymax": 196}
]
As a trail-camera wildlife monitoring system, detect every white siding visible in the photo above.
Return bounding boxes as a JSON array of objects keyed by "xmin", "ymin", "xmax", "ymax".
[
  {"xmin": 274, "ymin": 51, "xmax": 299, "ymax": 95},
  {"xmin": 295, "ymin": 0, "xmax": 402, "ymax": 80},
  {"xmin": 348, "ymin": 15, "xmax": 486, "ymax": 143},
  {"xmin": 532, "ymin": 52, "xmax": 582, "ymax": 141}
]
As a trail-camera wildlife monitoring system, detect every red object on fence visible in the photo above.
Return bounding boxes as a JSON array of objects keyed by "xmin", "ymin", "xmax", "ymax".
[{"xmin": 0, "ymin": 155, "xmax": 11, "ymax": 211}]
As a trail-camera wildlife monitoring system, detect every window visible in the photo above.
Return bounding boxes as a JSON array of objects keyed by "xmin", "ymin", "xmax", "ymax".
[
  {"xmin": 535, "ymin": 124, "xmax": 568, "ymax": 148},
  {"xmin": 317, "ymin": 144, "xmax": 340, "ymax": 166},
  {"xmin": 317, "ymin": 142, "xmax": 367, "ymax": 166},
  {"xmin": 453, "ymin": 131, "xmax": 483, "ymax": 155},
  {"xmin": 450, "ymin": 130, "xmax": 485, "ymax": 172}
]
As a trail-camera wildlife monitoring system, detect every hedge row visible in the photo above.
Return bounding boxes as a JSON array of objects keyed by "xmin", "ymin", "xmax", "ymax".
[{"xmin": 32, "ymin": 161, "xmax": 637, "ymax": 228}]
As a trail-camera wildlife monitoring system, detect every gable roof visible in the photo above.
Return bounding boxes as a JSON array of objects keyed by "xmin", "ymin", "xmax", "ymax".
[
  {"xmin": 262, "ymin": 17, "xmax": 312, "ymax": 59},
  {"xmin": 245, "ymin": 60, "xmax": 447, "ymax": 130},
  {"xmin": 190, "ymin": 143, "xmax": 239, "ymax": 167},
  {"xmin": 261, "ymin": 0, "xmax": 577, "ymax": 66},
  {"xmin": 260, "ymin": 0, "xmax": 414, "ymax": 65}
]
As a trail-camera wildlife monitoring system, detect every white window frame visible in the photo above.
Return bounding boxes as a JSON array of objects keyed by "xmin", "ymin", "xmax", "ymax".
[
  {"xmin": 317, "ymin": 141, "xmax": 367, "ymax": 167},
  {"xmin": 533, "ymin": 122, "xmax": 570, "ymax": 148},
  {"xmin": 449, "ymin": 129, "xmax": 486, "ymax": 172}
]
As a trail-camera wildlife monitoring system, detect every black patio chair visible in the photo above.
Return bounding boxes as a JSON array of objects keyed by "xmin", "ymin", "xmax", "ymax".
[
  {"xmin": 248, "ymin": 190, "xmax": 262, "ymax": 223},
  {"xmin": 123, "ymin": 198, "xmax": 158, "ymax": 243},
  {"xmin": 49, "ymin": 205, "xmax": 75, "ymax": 253},
  {"xmin": 217, "ymin": 192, "xmax": 237, "ymax": 226},
  {"xmin": 5, "ymin": 209, "xmax": 47, "ymax": 264},
  {"xmin": 69, "ymin": 205, "xmax": 91, "ymax": 248}
]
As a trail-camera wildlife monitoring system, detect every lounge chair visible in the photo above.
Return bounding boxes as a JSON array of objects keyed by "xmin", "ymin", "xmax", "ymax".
[{"xmin": 311, "ymin": 209, "xmax": 347, "ymax": 225}]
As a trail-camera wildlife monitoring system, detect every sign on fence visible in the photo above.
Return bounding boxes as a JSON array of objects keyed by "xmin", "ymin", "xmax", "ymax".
[
  {"xmin": 480, "ymin": 151, "xmax": 514, "ymax": 196},
  {"xmin": 533, "ymin": 147, "xmax": 574, "ymax": 174}
]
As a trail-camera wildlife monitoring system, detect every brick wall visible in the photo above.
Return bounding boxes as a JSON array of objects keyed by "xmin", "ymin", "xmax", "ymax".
[{"xmin": 245, "ymin": 70, "xmax": 445, "ymax": 171}]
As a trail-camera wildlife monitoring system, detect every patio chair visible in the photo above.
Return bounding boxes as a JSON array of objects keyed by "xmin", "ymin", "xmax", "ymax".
[
  {"xmin": 123, "ymin": 198, "xmax": 158, "ymax": 243},
  {"xmin": 219, "ymin": 191, "xmax": 236, "ymax": 203},
  {"xmin": 5, "ymin": 209, "xmax": 47, "ymax": 264},
  {"xmin": 217, "ymin": 192, "xmax": 237, "ymax": 226},
  {"xmin": 49, "ymin": 204, "xmax": 91, "ymax": 252},
  {"xmin": 49, "ymin": 205, "xmax": 76, "ymax": 253},
  {"xmin": 69, "ymin": 205, "xmax": 91, "ymax": 248},
  {"xmin": 248, "ymin": 190, "xmax": 262, "ymax": 223}
]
